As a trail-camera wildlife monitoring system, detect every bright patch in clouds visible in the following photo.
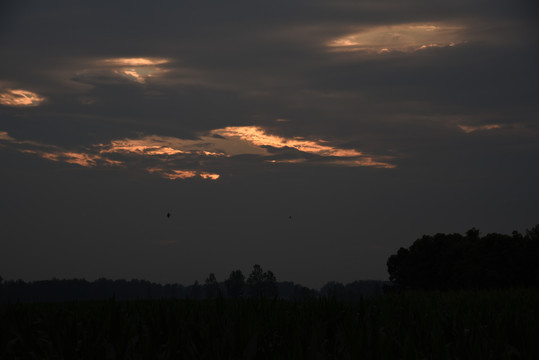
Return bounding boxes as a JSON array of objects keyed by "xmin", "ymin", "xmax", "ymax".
[
  {"xmin": 21, "ymin": 149, "xmax": 122, "ymax": 167},
  {"xmin": 104, "ymin": 58, "xmax": 168, "ymax": 66},
  {"xmin": 200, "ymin": 172, "xmax": 221, "ymax": 180},
  {"xmin": 211, "ymin": 126, "xmax": 394, "ymax": 168},
  {"xmin": 0, "ymin": 125, "xmax": 394, "ymax": 181},
  {"xmin": 103, "ymin": 57, "xmax": 169, "ymax": 83},
  {"xmin": 101, "ymin": 138, "xmax": 186, "ymax": 156},
  {"xmin": 103, "ymin": 126, "xmax": 394, "ymax": 168},
  {"xmin": 0, "ymin": 131, "xmax": 14, "ymax": 141},
  {"xmin": 329, "ymin": 22, "xmax": 465, "ymax": 54},
  {"xmin": 266, "ymin": 159, "xmax": 307, "ymax": 164},
  {"xmin": 212, "ymin": 126, "xmax": 364, "ymax": 157},
  {"xmin": 146, "ymin": 168, "xmax": 220, "ymax": 181},
  {"xmin": 0, "ymin": 89, "xmax": 45, "ymax": 107},
  {"xmin": 99, "ymin": 135, "xmax": 229, "ymax": 157},
  {"xmin": 458, "ymin": 124, "xmax": 501, "ymax": 133},
  {"xmin": 75, "ymin": 57, "xmax": 170, "ymax": 85}
]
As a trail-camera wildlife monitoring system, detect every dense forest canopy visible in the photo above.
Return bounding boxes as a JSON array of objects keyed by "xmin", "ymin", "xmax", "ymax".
[{"xmin": 387, "ymin": 224, "xmax": 539, "ymax": 290}]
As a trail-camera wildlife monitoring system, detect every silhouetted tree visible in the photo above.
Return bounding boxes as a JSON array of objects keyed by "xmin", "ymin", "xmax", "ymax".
[
  {"xmin": 526, "ymin": 224, "xmax": 539, "ymax": 240},
  {"xmin": 204, "ymin": 273, "xmax": 220, "ymax": 299},
  {"xmin": 247, "ymin": 264, "xmax": 264, "ymax": 297},
  {"xmin": 225, "ymin": 270, "xmax": 245, "ymax": 299},
  {"xmin": 524, "ymin": 224, "xmax": 539, "ymax": 286},
  {"xmin": 320, "ymin": 281, "xmax": 345, "ymax": 300},
  {"xmin": 262, "ymin": 270, "xmax": 278, "ymax": 298},
  {"xmin": 247, "ymin": 264, "xmax": 278, "ymax": 298},
  {"xmin": 291, "ymin": 284, "xmax": 317, "ymax": 301},
  {"xmin": 190, "ymin": 280, "xmax": 201, "ymax": 299},
  {"xmin": 466, "ymin": 227, "xmax": 480, "ymax": 240},
  {"xmin": 387, "ymin": 225, "xmax": 539, "ymax": 290},
  {"xmin": 344, "ymin": 281, "xmax": 385, "ymax": 300}
]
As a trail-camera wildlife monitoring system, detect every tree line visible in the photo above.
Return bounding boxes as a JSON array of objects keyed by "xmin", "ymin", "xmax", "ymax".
[
  {"xmin": 5, "ymin": 223, "xmax": 533, "ymax": 301},
  {"xmin": 0, "ymin": 264, "xmax": 385, "ymax": 303},
  {"xmin": 387, "ymin": 224, "xmax": 539, "ymax": 290}
]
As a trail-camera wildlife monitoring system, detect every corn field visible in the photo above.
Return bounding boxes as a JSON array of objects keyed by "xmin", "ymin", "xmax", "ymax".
[{"xmin": 1, "ymin": 289, "xmax": 538, "ymax": 359}]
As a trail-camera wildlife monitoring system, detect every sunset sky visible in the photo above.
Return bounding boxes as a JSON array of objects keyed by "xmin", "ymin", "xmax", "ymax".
[{"xmin": 1, "ymin": 0, "xmax": 538, "ymax": 289}]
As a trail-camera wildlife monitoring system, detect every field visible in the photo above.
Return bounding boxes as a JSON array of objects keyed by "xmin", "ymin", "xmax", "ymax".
[{"xmin": 2, "ymin": 289, "xmax": 538, "ymax": 359}]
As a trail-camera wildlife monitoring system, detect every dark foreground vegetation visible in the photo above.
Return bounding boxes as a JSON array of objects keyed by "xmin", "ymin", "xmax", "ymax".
[
  {"xmin": 2, "ymin": 225, "xmax": 538, "ymax": 358},
  {"xmin": 2, "ymin": 289, "xmax": 539, "ymax": 359}
]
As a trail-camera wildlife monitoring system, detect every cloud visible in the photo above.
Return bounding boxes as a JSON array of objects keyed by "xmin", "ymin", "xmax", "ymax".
[
  {"xmin": 0, "ymin": 133, "xmax": 122, "ymax": 167},
  {"xmin": 0, "ymin": 89, "xmax": 45, "ymax": 107},
  {"xmin": 103, "ymin": 58, "xmax": 169, "ymax": 66},
  {"xmin": 72, "ymin": 57, "xmax": 171, "ymax": 85},
  {"xmin": 328, "ymin": 22, "xmax": 466, "ymax": 54},
  {"xmin": 146, "ymin": 167, "xmax": 220, "ymax": 181},
  {"xmin": 458, "ymin": 124, "xmax": 502, "ymax": 133},
  {"xmin": 103, "ymin": 58, "xmax": 169, "ymax": 84},
  {"xmin": 211, "ymin": 126, "xmax": 395, "ymax": 168},
  {"xmin": 0, "ymin": 125, "xmax": 395, "ymax": 181},
  {"xmin": 96, "ymin": 125, "xmax": 394, "ymax": 167},
  {"xmin": 212, "ymin": 126, "xmax": 364, "ymax": 156},
  {"xmin": 98, "ymin": 126, "xmax": 395, "ymax": 169},
  {"xmin": 98, "ymin": 135, "xmax": 230, "ymax": 157},
  {"xmin": 0, "ymin": 131, "xmax": 15, "ymax": 141},
  {"xmin": 20, "ymin": 149, "xmax": 122, "ymax": 167}
]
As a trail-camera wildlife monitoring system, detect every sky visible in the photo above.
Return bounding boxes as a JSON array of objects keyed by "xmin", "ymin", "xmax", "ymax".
[{"xmin": 1, "ymin": 0, "xmax": 538, "ymax": 289}]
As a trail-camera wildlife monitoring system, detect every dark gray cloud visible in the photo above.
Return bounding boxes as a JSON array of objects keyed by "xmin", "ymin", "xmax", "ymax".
[{"xmin": 1, "ymin": 0, "xmax": 538, "ymax": 288}]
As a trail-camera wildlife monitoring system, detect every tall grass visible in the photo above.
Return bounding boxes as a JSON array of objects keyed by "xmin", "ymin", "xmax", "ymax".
[{"xmin": 1, "ymin": 289, "xmax": 538, "ymax": 359}]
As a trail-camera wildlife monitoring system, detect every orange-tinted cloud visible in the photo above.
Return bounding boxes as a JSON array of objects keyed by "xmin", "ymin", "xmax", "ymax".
[
  {"xmin": 212, "ymin": 126, "xmax": 364, "ymax": 157},
  {"xmin": 328, "ymin": 22, "xmax": 465, "ymax": 54},
  {"xmin": 210, "ymin": 126, "xmax": 394, "ymax": 167},
  {"xmin": 458, "ymin": 124, "xmax": 501, "ymax": 133},
  {"xmin": 73, "ymin": 57, "xmax": 171, "ymax": 85},
  {"xmin": 0, "ymin": 131, "xmax": 15, "ymax": 141},
  {"xmin": 0, "ymin": 131, "xmax": 221, "ymax": 181},
  {"xmin": 266, "ymin": 159, "xmax": 307, "ymax": 164},
  {"xmin": 20, "ymin": 149, "xmax": 122, "ymax": 167},
  {"xmin": 0, "ymin": 89, "xmax": 45, "ymax": 107},
  {"xmin": 104, "ymin": 58, "xmax": 169, "ymax": 66},
  {"xmin": 99, "ymin": 135, "xmax": 228, "ymax": 157},
  {"xmin": 321, "ymin": 158, "xmax": 395, "ymax": 168},
  {"xmin": 146, "ymin": 167, "xmax": 220, "ymax": 181},
  {"xmin": 102, "ymin": 57, "xmax": 169, "ymax": 84},
  {"xmin": 200, "ymin": 172, "xmax": 220, "ymax": 180},
  {"xmin": 101, "ymin": 138, "xmax": 186, "ymax": 156},
  {"xmin": 1, "ymin": 124, "xmax": 394, "ymax": 181},
  {"xmin": 1, "ymin": 131, "xmax": 122, "ymax": 168},
  {"xmin": 146, "ymin": 168, "xmax": 197, "ymax": 180}
]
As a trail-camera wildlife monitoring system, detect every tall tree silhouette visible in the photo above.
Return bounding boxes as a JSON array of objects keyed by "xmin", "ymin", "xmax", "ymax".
[
  {"xmin": 225, "ymin": 270, "xmax": 245, "ymax": 299},
  {"xmin": 204, "ymin": 273, "xmax": 220, "ymax": 299},
  {"xmin": 190, "ymin": 280, "xmax": 201, "ymax": 299},
  {"xmin": 247, "ymin": 264, "xmax": 264, "ymax": 298},
  {"xmin": 262, "ymin": 270, "xmax": 278, "ymax": 298},
  {"xmin": 247, "ymin": 264, "xmax": 277, "ymax": 298}
]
